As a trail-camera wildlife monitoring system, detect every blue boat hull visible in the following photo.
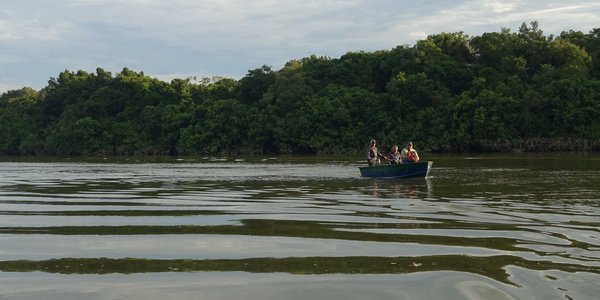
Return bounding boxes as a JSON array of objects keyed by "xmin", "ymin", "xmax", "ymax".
[{"xmin": 359, "ymin": 161, "xmax": 433, "ymax": 178}]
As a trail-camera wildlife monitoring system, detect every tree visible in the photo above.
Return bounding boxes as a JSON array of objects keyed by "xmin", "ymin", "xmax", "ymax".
[
  {"xmin": 237, "ymin": 65, "xmax": 276, "ymax": 105},
  {"xmin": 518, "ymin": 21, "xmax": 546, "ymax": 41},
  {"xmin": 46, "ymin": 117, "xmax": 103, "ymax": 155},
  {"xmin": 2, "ymin": 22, "xmax": 599, "ymax": 155},
  {"xmin": 0, "ymin": 88, "xmax": 41, "ymax": 154}
]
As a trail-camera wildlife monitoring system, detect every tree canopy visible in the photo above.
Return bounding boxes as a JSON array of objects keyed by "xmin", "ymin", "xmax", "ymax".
[{"xmin": 1, "ymin": 22, "xmax": 599, "ymax": 155}]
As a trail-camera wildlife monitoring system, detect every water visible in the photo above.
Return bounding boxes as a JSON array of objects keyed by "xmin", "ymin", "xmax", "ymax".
[{"xmin": 0, "ymin": 155, "xmax": 599, "ymax": 299}]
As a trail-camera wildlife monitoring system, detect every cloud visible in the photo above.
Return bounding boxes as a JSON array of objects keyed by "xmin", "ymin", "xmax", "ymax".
[{"xmin": 1, "ymin": 0, "xmax": 599, "ymax": 92}]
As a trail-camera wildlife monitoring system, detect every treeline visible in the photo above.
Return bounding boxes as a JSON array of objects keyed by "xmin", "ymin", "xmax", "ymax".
[{"xmin": 1, "ymin": 22, "xmax": 599, "ymax": 155}]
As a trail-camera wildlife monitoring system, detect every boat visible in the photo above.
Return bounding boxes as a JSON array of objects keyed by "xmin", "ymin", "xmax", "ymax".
[{"xmin": 359, "ymin": 161, "xmax": 433, "ymax": 178}]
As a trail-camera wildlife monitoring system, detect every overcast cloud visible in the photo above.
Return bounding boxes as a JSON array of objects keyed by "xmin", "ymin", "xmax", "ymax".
[{"xmin": 1, "ymin": 0, "xmax": 599, "ymax": 92}]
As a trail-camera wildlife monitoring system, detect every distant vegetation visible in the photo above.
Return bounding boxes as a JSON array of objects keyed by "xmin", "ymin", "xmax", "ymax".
[{"xmin": 1, "ymin": 22, "xmax": 599, "ymax": 155}]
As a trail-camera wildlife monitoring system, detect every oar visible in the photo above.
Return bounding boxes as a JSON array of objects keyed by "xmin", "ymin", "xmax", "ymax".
[{"xmin": 378, "ymin": 151, "xmax": 392, "ymax": 164}]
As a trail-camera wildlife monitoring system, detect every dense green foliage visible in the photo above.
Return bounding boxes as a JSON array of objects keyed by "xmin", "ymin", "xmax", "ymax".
[{"xmin": 1, "ymin": 22, "xmax": 599, "ymax": 155}]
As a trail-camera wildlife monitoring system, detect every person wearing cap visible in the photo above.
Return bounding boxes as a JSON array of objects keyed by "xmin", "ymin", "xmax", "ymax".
[
  {"xmin": 366, "ymin": 139, "xmax": 384, "ymax": 166},
  {"xmin": 401, "ymin": 142, "xmax": 419, "ymax": 163}
]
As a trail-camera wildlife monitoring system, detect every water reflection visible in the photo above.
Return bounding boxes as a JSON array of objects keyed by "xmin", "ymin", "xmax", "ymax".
[
  {"xmin": 0, "ymin": 155, "xmax": 599, "ymax": 299},
  {"xmin": 2, "ymin": 255, "xmax": 596, "ymax": 284},
  {"xmin": 367, "ymin": 177, "xmax": 432, "ymax": 199}
]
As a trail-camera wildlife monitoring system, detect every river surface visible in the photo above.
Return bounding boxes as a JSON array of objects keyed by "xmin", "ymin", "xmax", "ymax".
[{"xmin": 0, "ymin": 155, "xmax": 599, "ymax": 299}]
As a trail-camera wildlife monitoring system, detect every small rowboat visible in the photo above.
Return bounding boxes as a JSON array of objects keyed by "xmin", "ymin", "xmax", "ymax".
[{"xmin": 359, "ymin": 161, "xmax": 433, "ymax": 178}]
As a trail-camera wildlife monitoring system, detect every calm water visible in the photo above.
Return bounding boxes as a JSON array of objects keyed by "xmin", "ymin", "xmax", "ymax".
[{"xmin": 0, "ymin": 155, "xmax": 599, "ymax": 300}]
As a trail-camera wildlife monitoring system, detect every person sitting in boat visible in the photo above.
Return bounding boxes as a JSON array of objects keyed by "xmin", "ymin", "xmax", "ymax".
[
  {"xmin": 386, "ymin": 145, "xmax": 401, "ymax": 164},
  {"xmin": 367, "ymin": 139, "xmax": 384, "ymax": 166},
  {"xmin": 400, "ymin": 141, "xmax": 420, "ymax": 163}
]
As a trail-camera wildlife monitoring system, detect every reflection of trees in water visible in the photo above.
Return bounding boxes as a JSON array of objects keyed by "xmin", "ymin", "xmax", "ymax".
[
  {"xmin": 2, "ymin": 254, "xmax": 597, "ymax": 287},
  {"xmin": 370, "ymin": 178, "xmax": 431, "ymax": 199}
]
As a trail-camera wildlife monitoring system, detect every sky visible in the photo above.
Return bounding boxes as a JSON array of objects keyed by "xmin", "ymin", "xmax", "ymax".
[{"xmin": 1, "ymin": 0, "xmax": 599, "ymax": 92}]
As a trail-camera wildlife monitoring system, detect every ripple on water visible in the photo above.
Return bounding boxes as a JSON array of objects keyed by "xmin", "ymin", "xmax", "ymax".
[{"xmin": 0, "ymin": 156, "xmax": 599, "ymax": 299}]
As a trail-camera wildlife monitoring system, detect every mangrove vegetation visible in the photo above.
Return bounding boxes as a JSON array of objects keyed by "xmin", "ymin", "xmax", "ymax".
[{"xmin": 1, "ymin": 22, "xmax": 599, "ymax": 155}]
